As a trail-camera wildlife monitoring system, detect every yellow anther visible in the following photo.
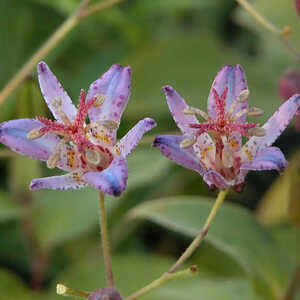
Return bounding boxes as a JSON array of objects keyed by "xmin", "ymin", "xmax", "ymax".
[
  {"xmin": 27, "ymin": 127, "xmax": 44, "ymax": 140},
  {"xmin": 180, "ymin": 136, "xmax": 197, "ymax": 149},
  {"xmin": 237, "ymin": 90, "xmax": 249, "ymax": 102},
  {"xmin": 47, "ymin": 152, "xmax": 60, "ymax": 169},
  {"xmin": 201, "ymin": 145, "xmax": 213, "ymax": 160},
  {"xmin": 114, "ymin": 146, "xmax": 121, "ymax": 156},
  {"xmin": 93, "ymin": 94, "xmax": 106, "ymax": 108},
  {"xmin": 248, "ymin": 127, "xmax": 266, "ymax": 137},
  {"xmin": 244, "ymin": 149, "xmax": 253, "ymax": 161}
]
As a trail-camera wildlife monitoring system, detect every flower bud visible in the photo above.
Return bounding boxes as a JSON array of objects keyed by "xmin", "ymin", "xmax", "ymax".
[
  {"xmin": 294, "ymin": 0, "xmax": 300, "ymax": 16},
  {"xmin": 88, "ymin": 288, "xmax": 123, "ymax": 300}
]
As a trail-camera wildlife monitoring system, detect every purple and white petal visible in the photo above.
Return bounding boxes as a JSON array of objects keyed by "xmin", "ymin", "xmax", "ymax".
[
  {"xmin": 37, "ymin": 62, "xmax": 77, "ymax": 122},
  {"xmin": 82, "ymin": 155, "xmax": 128, "ymax": 197},
  {"xmin": 87, "ymin": 64, "xmax": 131, "ymax": 125},
  {"xmin": 117, "ymin": 118, "xmax": 156, "ymax": 157},
  {"xmin": 30, "ymin": 173, "xmax": 88, "ymax": 191},
  {"xmin": 0, "ymin": 119, "xmax": 59, "ymax": 161},
  {"xmin": 163, "ymin": 85, "xmax": 200, "ymax": 134},
  {"xmin": 203, "ymin": 170, "xmax": 231, "ymax": 190},
  {"xmin": 241, "ymin": 147, "xmax": 287, "ymax": 172},
  {"xmin": 208, "ymin": 65, "xmax": 248, "ymax": 122},
  {"xmin": 153, "ymin": 135, "xmax": 205, "ymax": 175},
  {"xmin": 244, "ymin": 94, "xmax": 300, "ymax": 156}
]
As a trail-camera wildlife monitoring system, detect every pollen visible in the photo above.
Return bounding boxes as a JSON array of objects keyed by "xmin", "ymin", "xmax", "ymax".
[
  {"xmin": 229, "ymin": 139, "xmax": 238, "ymax": 148},
  {"xmin": 201, "ymin": 145, "xmax": 213, "ymax": 159},
  {"xmin": 244, "ymin": 149, "xmax": 252, "ymax": 161},
  {"xmin": 67, "ymin": 149, "xmax": 76, "ymax": 168}
]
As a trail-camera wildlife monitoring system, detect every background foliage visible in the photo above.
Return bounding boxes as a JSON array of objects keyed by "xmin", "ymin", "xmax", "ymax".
[{"xmin": 0, "ymin": 0, "xmax": 299, "ymax": 299}]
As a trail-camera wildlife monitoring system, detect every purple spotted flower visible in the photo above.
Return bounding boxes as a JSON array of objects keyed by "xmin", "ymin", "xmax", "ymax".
[
  {"xmin": 0, "ymin": 62, "xmax": 156, "ymax": 196},
  {"xmin": 154, "ymin": 65, "xmax": 300, "ymax": 190}
]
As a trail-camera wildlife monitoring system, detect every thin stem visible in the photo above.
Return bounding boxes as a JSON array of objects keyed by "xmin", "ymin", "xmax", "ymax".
[
  {"xmin": 99, "ymin": 192, "xmax": 114, "ymax": 287},
  {"xmin": 236, "ymin": 0, "xmax": 300, "ymax": 63},
  {"xmin": 125, "ymin": 266, "xmax": 198, "ymax": 300},
  {"xmin": 0, "ymin": 0, "xmax": 124, "ymax": 106},
  {"xmin": 284, "ymin": 264, "xmax": 300, "ymax": 300},
  {"xmin": 168, "ymin": 188, "xmax": 229, "ymax": 273},
  {"xmin": 56, "ymin": 283, "xmax": 90, "ymax": 299}
]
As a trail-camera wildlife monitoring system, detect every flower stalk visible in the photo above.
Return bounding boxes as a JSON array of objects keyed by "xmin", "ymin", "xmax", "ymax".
[
  {"xmin": 125, "ymin": 266, "xmax": 198, "ymax": 300},
  {"xmin": 168, "ymin": 188, "xmax": 229, "ymax": 273},
  {"xmin": 99, "ymin": 192, "xmax": 114, "ymax": 287},
  {"xmin": 0, "ymin": 0, "xmax": 124, "ymax": 106}
]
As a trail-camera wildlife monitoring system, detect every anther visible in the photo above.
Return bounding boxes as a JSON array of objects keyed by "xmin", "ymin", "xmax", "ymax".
[
  {"xmin": 51, "ymin": 97, "xmax": 72, "ymax": 125},
  {"xmin": 47, "ymin": 152, "xmax": 60, "ymax": 169},
  {"xmin": 99, "ymin": 120, "xmax": 119, "ymax": 130},
  {"xmin": 248, "ymin": 127, "xmax": 266, "ymax": 137},
  {"xmin": 248, "ymin": 107, "xmax": 264, "ymax": 117},
  {"xmin": 183, "ymin": 107, "xmax": 210, "ymax": 120},
  {"xmin": 233, "ymin": 108, "xmax": 248, "ymax": 121},
  {"xmin": 27, "ymin": 127, "xmax": 45, "ymax": 140},
  {"xmin": 85, "ymin": 149, "xmax": 101, "ymax": 165},
  {"xmin": 237, "ymin": 89, "xmax": 249, "ymax": 102},
  {"xmin": 180, "ymin": 136, "xmax": 197, "ymax": 149},
  {"xmin": 92, "ymin": 94, "xmax": 106, "ymax": 108}
]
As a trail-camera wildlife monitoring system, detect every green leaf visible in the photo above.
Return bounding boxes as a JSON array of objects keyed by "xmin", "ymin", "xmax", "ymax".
[
  {"xmin": 127, "ymin": 196, "xmax": 288, "ymax": 300},
  {"xmin": 0, "ymin": 191, "xmax": 24, "ymax": 221},
  {"xmin": 49, "ymin": 251, "xmax": 258, "ymax": 300}
]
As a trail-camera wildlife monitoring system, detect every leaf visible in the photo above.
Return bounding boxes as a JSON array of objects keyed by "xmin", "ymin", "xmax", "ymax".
[
  {"xmin": 0, "ymin": 191, "xmax": 24, "ymax": 221},
  {"xmin": 48, "ymin": 251, "xmax": 258, "ymax": 300},
  {"xmin": 127, "ymin": 196, "xmax": 288, "ymax": 300}
]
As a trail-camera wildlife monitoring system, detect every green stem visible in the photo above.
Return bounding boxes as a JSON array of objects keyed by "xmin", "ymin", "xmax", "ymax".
[
  {"xmin": 168, "ymin": 188, "xmax": 229, "ymax": 273},
  {"xmin": 284, "ymin": 264, "xmax": 300, "ymax": 300},
  {"xmin": 125, "ymin": 266, "xmax": 198, "ymax": 300},
  {"xmin": 56, "ymin": 283, "xmax": 90, "ymax": 299},
  {"xmin": 99, "ymin": 192, "xmax": 114, "ymax": 287}
]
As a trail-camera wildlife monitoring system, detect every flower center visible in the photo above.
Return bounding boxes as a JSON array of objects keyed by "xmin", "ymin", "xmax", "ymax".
[{"xmin": 27, "ymin": 90, "xmax": 118, "ymax": 172}]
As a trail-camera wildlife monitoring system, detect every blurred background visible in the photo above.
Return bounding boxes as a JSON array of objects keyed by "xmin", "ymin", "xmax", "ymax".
[{"xmin": 0, "ymin": 0, "xmax": 300, "ymax": 299}]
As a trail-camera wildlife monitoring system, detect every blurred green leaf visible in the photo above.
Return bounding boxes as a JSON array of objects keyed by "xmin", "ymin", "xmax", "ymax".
[
  {"xmin": 127, "ymin": 196, "xmax": 288, "ymax": 299},
  {"xmin": 0, "ymin": 191, "xmax": 24, "ymax": 221},
  {"xmin": 49, "ymin": 251, "xmax": 257, "ymax": 300}
]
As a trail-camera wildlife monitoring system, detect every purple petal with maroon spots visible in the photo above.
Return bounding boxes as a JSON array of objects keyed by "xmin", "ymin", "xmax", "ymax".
[
  {"xmin": 163, "ymin": 85, "xmax": 200, "ymax": 134},
  {"xmin": 86, "ymin": 64, "xmax": 131, "ymax": 125},
  {"xmin": 37, "ymin": 62, "xmax": 77, "ymax": 123},
  {"xmin": 208, "ymin": 65, "xmax": 248, "ymax": 122},
  {"xmin": 241, "ymin": 147, "xmax": 287, "ymax": 172},
  {"xmin": 117, "ymin": 118, "xmax": 156, "ymax": 157},
  {"xmin": 244, "ymin": 94, "xmax": 300, "ymax": 156},
  {"xmin": 82, "ymin": 155, "xmax": 128, "ymax": 196},
  {"xmin": 0, "ymin": 118, "xmax": 59, "ymax": 161},
  {"xmin": 203, "ymin": 170, "xmax": 230, "ymax": 190},
  {"xmin": 153, "ymin": 135, "xmax": 205, "ymax": 175},
  {"xmin": 30, "ymin": 173, "xmax": 88, "ymax": 191}
]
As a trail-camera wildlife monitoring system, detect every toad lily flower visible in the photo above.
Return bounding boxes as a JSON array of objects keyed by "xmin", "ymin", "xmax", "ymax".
[
  {"xmin": 0, "ymin": 62, "xmax": 156, "ymax": 196},
  {"xmin": 154, "ymin": 65, "xmax": 300, "ymax": 190}
]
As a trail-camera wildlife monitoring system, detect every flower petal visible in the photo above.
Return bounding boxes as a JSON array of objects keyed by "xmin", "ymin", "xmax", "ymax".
[
  {"xmin": 30, "ymin": 173, "xmax": 88, "ymax": 191},
  {"xmin": 37, "ymin": 62, "xmax": 77, "ymax": 122},
  {"xmin": 82, "ymin": 155, "xmax": 128, "ymax": 196},
  {"xmin": 153, "ymin": 135, "xmax": 205, "ymax": 175},
  {"xmin": 117, "ymin": 118, "xmax": 156, "ymax": 157},
  {"xmin": 0, "ymin": 118, "xmax": 59, "ymax": 161},
  {"xmin": 208, "ymin": 65, "xmax": 248, "ymax": 122},
  {"xmin": 86, "ymin": 64, "xmax": 131, "ymax": 124},
  {"xmin": 203, "ymin": 170, "xmax": 231, "ymax": 190},
  {"xmin": 244, "ymin": 94, "xmax": 300, "ymax": 156},
  {"xmin": 163, "ymin": 85, "xmax": 200, "ymax": 134},
  {"xmin": 241, "ymin": 147, "xmax": 287, "ymax": 172}
]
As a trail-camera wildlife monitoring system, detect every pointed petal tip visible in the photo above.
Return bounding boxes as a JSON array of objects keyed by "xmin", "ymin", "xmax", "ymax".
[
  {"xmin": 37, "ymin": 61, "xmax": 48, "ymax": 73},
  {"xmin": 162, "ymin": 85, "xmax": 174, "ymax": 94},
  {"xmin": 30, "ymin": 179, "xmax": 40, "ymax": 190},
  {"xmin": 143, "ymin": 117, "xmax": 157, "ymax": 128}
]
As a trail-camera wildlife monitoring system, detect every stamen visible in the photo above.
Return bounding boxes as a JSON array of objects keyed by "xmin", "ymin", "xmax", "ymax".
[
  {"xmin": 248, "ymin": 107, "xmax": 264, "ymax": 117},
  {"xmin": 233, "ymin": 108, "xmax": 248, "ymax": 121},
  {"xmin": 27, "ymin": 127, "xmax": 45, "ymax": 140},
  {"xmin": 237, "ymin": 89, "xmax": 249, "ymax": 102},
  {"xmin": 221, "ymin": 135, "xmax": 233, "ymax": 168},
  {"xmin": 85, "ymin": 148, "xmax": 101, "ymax": 165},
  {"xmin": 99, "ymin": 120, "xmax": 119, "ymax": 130},
  {"xmin": 248, "ymin": 127, "xmax": 266, "ymax": 137},
  {"xmin": 180, "ymin": 136, "xmax": 197, "ymax": 149},
  {"xmin": 46, "ymin": 139, "xmax": 65, "ymax": 169},
  {"xmin": 183, "ymin": 107, "xmax": 210, "ymax": 120},
  {"xmin": 52, "ymin": 97, "xmax": 72, "ymax": 125},
  {"xmin": 92, "ymin": 94, "xmax": 106, "ymax": 108}
]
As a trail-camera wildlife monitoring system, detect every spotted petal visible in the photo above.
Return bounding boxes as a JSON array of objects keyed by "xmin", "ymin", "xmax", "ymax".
[
  {"xmin": 87, "ymin": 64, "xmax": 131, "ymax": 130},
  {"xmin": 244, "ymin": 94, "xmax": 300, "ymax": 156},
  {"xmin": 117, "ymin": 118, "xmax": 156, "ymax": 157},
  {"xmin": 241, "ymin": 147, "xmax": 287, "ymax": 172},
  {"xmin": 82, "ymin": 155, "xmax": 128, "ymax": 197},
  {"xmin": 203, "ymin": 170, "xmax": 231, "ymax": 190},
  {"xmin": 153, "ymin": 135, "xmax": 205, "ymax": 175},
  {"xmin": 37, "ymin": 62, "xmax": 77, "ymax": 123},
  {"xmin": 208, "ymin": 65, "xmax": 248, "ymax": 122},
  {"xmin": 30, "ymin": 173, "xmax": 88, "ymax": 190},
  {"xmin": 163, "ymin": 85, "xmax": 200, "ymax": 134}
]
